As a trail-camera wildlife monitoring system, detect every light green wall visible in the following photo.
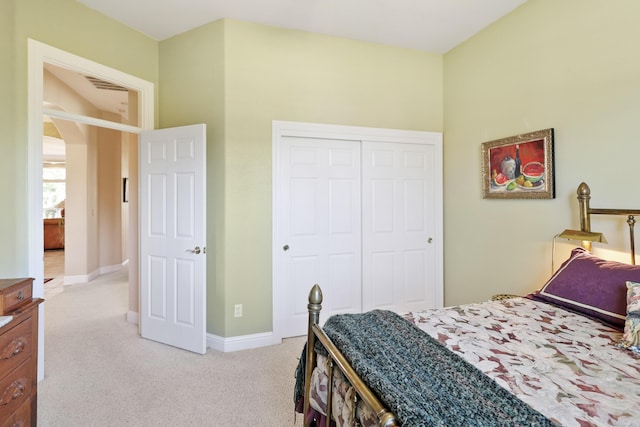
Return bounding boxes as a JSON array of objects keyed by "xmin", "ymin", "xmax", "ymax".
[
  {"xmin": 223, "ymin": 21, "xmax": 442, "ymax": 336},
  {"xmin": 0, "ymin": 0, "xmax": 18, "ymax": 275},
  {"xmin": 443, "ymin": 0, "xmax": 640, "ymax": 305},
  {"xmin": 159, "ymin": 19, "xmax": 443, "ymax": 337},
  {"xmin": 159, "ymin": 21, "xmax": 227, "ymax": 335},
  {"xmin": 0, "ymin": 0, "xmax": 158, "ymax": 276}
]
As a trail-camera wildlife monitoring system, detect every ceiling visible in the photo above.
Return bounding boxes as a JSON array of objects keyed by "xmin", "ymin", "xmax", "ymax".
[
  {"xmin": 43, "ymin": 62, "xmax": 131, "ymax": 162},
  {"xmin": 77, "ymin": 0, "xmax": 527, "ymax": 54},
  {"xmin": 45, "ymin": 62, "xmax": 130, "ymax": 120}
]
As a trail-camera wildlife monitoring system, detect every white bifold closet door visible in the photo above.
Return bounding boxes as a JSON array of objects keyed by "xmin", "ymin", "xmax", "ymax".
[
  {"xmin": 274, "ymin": 123, "xmax": 442, "ymax": 339},
  {"xmin": 278, "ymin": 137, "xmax": 363, "ymax": 339},
  {"xmin": 361, "ymin": 141, "xmax": 438, "ymax": 313}
]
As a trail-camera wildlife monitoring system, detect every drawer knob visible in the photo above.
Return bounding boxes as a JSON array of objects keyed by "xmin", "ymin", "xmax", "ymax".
[
  {"xmin": 0, "ymin": 337, "xmax": 26, "ymax": 360},
  {"xmin": 16, "ymin": 291, "xmax": 23, "ymax": 300},
  {"xmin": 0, "ymin": 379, "xmax": 26, "ymax": 406}
]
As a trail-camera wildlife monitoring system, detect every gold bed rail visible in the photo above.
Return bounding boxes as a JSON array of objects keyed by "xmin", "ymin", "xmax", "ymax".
[
  {"xmin": 577, "ymin": 182, "xmax": 640, "ymax": 264},
  {"xmin": 304, "ymin": 284, "xmax": 398, "ymax": 427}
]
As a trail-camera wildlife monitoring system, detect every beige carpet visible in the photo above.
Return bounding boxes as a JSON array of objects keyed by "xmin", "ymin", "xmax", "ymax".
[{"xmin": 37, "ymin": 267, "xmax": 306, "ymax": 426}]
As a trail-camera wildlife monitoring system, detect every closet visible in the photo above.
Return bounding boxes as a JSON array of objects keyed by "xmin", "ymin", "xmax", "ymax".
[{"xmin": 273, "ymin": 121, "xmax": 443, "ymax": 338}]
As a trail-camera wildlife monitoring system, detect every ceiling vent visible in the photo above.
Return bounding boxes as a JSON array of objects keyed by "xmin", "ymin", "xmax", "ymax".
[{"xmin": 84, "ymin": 75, "xmax": 129, "ymax": 92}]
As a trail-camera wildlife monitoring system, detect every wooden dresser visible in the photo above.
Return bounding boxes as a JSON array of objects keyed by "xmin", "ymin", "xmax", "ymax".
[{"xmin": 0, "ymin": 278, "xmax": 43, "ymax": 427}]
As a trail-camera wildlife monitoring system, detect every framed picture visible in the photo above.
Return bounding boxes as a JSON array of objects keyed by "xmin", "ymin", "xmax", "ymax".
[
  {"xmin": 481, "ymin": 128, "xmax": 554, "ymax": 199},
  {"xmin": 122, "ymin": 177, "xmax": 129, "ymax": 203}
]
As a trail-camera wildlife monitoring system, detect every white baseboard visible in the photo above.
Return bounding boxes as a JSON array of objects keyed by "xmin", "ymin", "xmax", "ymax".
[
  {"xmin": 100, "ymin": 263, "xmax": 122, "ymax": 275},
  {"xmin": 126, "ymin": 310, "xmax": 139, "ymax": 325},
  {"xmin": 207, "ymin": 331, "xmax": 282, "ymax": 352},
  {"xmin": 64, "ymin": 269, "xmax": 99, "ymax": 285},
  {"xmin": 63, "ymin": 262, "xmax": 127, "ymax": 286},
  {"xmin": 121, "ymin": 319, "xmax": 278, "ymax": 352}
]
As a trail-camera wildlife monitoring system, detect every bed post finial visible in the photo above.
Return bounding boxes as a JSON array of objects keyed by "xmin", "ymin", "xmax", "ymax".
[
  {"xmin": 577, "ymin": 182, "xmax": 591, "ymax": 232},
  {"xmin": 577, "ymin": 182, "xmax": 593, "ymax": 251},
  {"xmin": 309, "ymin": 283, "xmax": 323, "ymax": 306},
  {"xmin": 577, "ymin": 182, "xmax": 590, "ymax": 197}
]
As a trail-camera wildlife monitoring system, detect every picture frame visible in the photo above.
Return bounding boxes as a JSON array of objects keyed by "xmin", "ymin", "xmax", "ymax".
[
  {"xmin": 122, "ymin": 177, "xmax": 129, "ymax": 203},
  {"xmin": 481, "ymin": 128, "xmax": 555, "ymax": 199}
]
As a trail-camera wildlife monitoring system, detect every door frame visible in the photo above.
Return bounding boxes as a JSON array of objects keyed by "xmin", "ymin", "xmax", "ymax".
[
  {"xmin": 27, "ymin": 39, "xmax": 154, "ymax": 381},
  {"xmin": 272, "ymin": 120, "xmax": 443, "ymax": 340}
]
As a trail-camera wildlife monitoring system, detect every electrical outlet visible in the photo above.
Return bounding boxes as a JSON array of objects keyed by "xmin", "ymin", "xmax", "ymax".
[{"xmin": 234, "ymin": 304, "xmax": 243, "ymax": 317}]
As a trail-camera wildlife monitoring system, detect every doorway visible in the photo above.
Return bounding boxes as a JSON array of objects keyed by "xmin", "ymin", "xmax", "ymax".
[
  {"xmin": 28, "ymin": 39, "xmax": 154, "ymax": 381},
  {"xmin": 41, "ymin": 117, "xmax": 136, "ymax": 298},
  {"xmin": 42, "ymin": 118, "xmax": 65, "ymax": 296}
]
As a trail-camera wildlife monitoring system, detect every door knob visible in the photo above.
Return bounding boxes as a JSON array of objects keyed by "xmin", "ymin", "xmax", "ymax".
[
  {"xmin": 283, "ymin": 244, "xmax": 290, "ymax": 251},
  {"xmin": 186, "ymin": 246, "xmax": 201, "ymax": 254},
  {"xmin": 427, "ymin": 237, "xmax": 433, "ymax": 244}
]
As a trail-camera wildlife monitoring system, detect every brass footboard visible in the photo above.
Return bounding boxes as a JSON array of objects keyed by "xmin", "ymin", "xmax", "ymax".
[{"xmin": 304, "ymin": 284, "xmax": 398, "ymax": 427}]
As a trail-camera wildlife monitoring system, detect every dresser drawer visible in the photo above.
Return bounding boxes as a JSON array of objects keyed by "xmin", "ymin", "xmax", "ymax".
[
  {"xmin": 0, "ymin": 318, "xmax": 32, "ymax": 383},
  {"xmin": 0, "ymin": 360, "xmax": 32, "ymax": 421},
  {"xmin": 0, "ymin": 281, "xmax": 32, "ymax": 315},
  {"xmin": 0, "ymin": 279, "xmax": 41, "ymax": 427},
  {"xmin": 0, "ymin": 396, "xmax": 30, "ymax": 427}
]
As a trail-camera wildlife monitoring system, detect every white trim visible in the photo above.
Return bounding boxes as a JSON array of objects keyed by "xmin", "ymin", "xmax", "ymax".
[
  {"xmin": 126, "ymin": 310, "xmax": 139, "ymax": 325},
  {"xmin": 272, "ymin": 120, "xmax": 444, "ymax": 341},
  {"xmin": 99, "ymin": 263, "xmax": 123, "ymax": 276},
  {"xmin": 63, "ymin": 270, "xmax": 99, "ymax": 286},
  {"xmin": 272, "ymin": 120, "xmax": 436, "ymax": 144},
  {"xmin": 207, "ymin": 332, "xmax": 282, "ymax": 353},
  {"xmin": 61, "ymin": 262, "xmax": 129, "ymax": 286},
  {"xmin": 42, "ymin": 108, "xmax": 143, "ymax": 134},
  {"xmin": 28, "ymin": 39, "xmax": 155, "ymax": 382}
]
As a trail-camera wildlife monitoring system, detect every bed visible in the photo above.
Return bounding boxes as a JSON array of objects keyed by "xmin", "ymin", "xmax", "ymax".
[{"xmin": 293, "ymin": 182, "xmax": 640, "ymax": 426}]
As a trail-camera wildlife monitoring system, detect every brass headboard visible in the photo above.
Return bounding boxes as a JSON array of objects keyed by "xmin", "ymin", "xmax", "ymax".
[{"xmin": 577, "ymin": 182, "xmax": 640, "ymax": 265}]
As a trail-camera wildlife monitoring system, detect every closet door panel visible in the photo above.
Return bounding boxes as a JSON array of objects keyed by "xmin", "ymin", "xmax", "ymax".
[
  {"xmin": 371, "ymin": 252, "xmax": 395, "ymax": 306},
  {"xmin": 362, "ymin": 141, "xmax": 438, "ymax": 313},
  {"xmin": 278, "ymin": 136, "xmax": 361, "ymax": 338}
]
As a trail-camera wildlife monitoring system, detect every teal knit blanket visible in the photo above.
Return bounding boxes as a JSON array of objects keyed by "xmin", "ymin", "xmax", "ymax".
[{"xmin": 303, "ymin": 310, "xmax": 557, "ymax": 427}]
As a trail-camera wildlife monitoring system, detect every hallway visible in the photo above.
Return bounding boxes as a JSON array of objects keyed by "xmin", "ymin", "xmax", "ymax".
[{"xmin": 44, "ymin": 249, "xmax": 64, "ymax": 299}]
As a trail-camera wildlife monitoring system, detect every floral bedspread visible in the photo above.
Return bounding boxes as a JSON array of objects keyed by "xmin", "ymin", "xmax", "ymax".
[{"xmin": 404, "ymin": 297, "xmax": 640, "ymax": 427}]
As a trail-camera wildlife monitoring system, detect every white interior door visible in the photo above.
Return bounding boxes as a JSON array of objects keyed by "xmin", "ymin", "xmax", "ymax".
[
  {"xmin": 362, "ymin": 141, "xmax": 440, "ymax": 313},
  {"xmin": 277, "ymin": 136, "xmax": 362, "ymax": 338},
  {"xmin": 139, "ymin": 124, "xmax": 207, "ymax": 354}
]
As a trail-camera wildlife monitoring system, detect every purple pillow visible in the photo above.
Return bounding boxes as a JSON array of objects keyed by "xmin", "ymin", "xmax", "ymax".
[{"xmin": 533, "ymin": 247, "xmax": 640, "ymax": 329}]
